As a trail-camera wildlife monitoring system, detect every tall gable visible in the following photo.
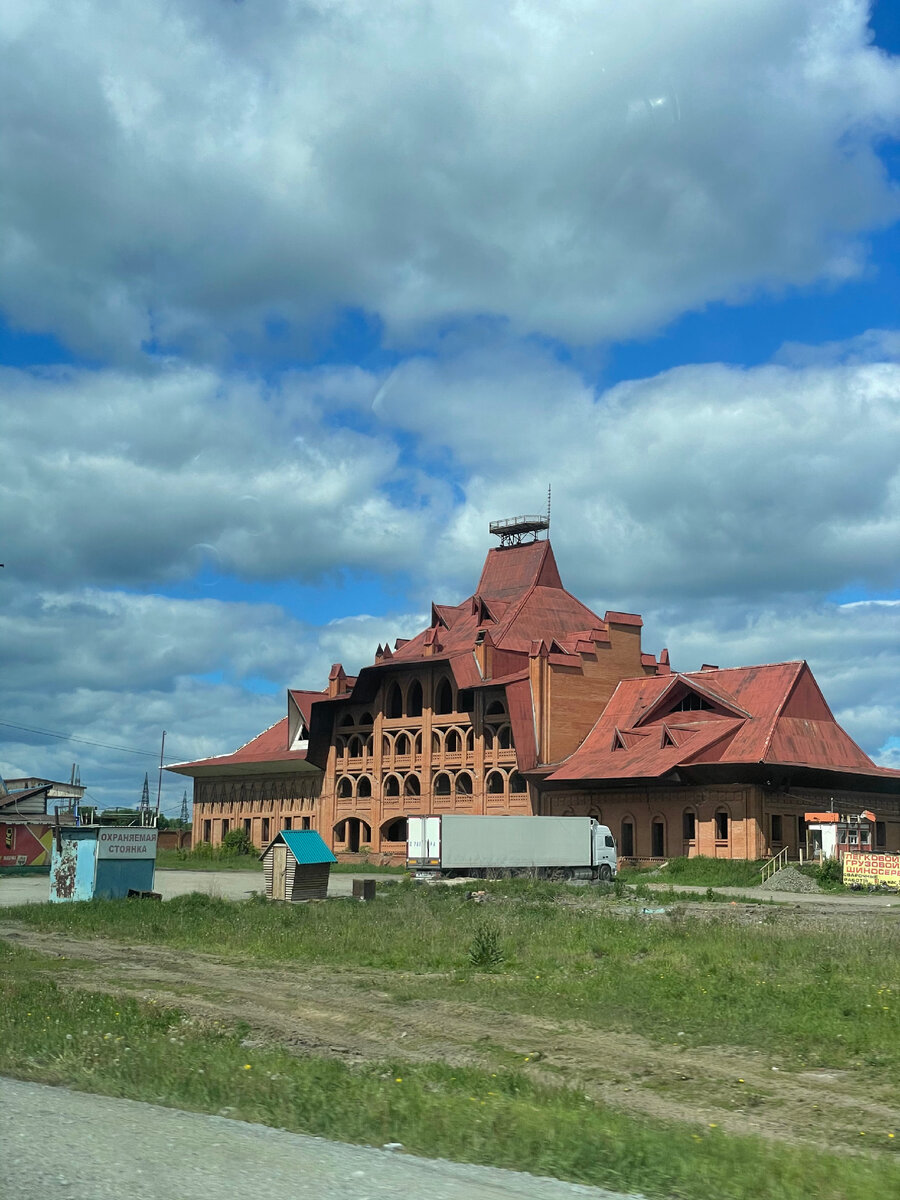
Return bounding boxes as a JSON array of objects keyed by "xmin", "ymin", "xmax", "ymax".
[
  {"xmin": 476, "ymin": 540, "xmax": 562, "ymax": 602},
  {"xmin": 779, "ymin": 664, "xmax": 835, "ymax": 722}
]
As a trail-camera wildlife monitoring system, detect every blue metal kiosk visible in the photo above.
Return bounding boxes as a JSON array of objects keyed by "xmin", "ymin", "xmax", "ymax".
[{"xmin": 49, "ymin": 825, "xmax": 158, "ymax": 901}]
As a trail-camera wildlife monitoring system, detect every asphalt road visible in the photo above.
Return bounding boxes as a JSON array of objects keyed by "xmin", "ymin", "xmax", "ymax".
[
  {"xmin": 0, "ymin": 869, "xmax": 388, "ymax": 906},
  {"xmin": 1, "ymin": 1076, "xmax": 638, "ymax": 1200}
]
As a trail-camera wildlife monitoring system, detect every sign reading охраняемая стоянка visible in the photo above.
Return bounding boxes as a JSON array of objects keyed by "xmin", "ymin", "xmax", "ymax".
[
  {"xmin": 842, "ymin": 852, "xmax": 900, "ymax": 889},
  {"xmin": 96, "ymin": 828, "xmax": 158, "ymax": 859}
]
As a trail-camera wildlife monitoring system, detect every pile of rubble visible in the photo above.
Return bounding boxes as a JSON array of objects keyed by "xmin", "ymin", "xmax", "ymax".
[{"xmin": 759, "ymin": 865, "xmax": 821, "ymax": 893}]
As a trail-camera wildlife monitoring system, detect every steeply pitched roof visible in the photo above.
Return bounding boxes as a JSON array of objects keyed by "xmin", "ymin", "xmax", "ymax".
[
  {"xmin": 385, "ymin": 540, "xmax": 609, "ymax": 666},
  {"xmin": 547, "ymin": 661, "xmax": 900, "ymax": 789},
  {"xmin": 166, "ymin": 717, "xmax": 315, "ymax": 778}
]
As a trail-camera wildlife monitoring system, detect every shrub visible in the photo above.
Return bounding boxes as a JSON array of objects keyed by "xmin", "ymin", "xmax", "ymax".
[
  {"xmin": 816, "ymin": 858, "xmax": 844, "ymax": 889},
  {"xmin": 221, "ymin": 829, "xmax": 253, "ymax": 857},
  {"xmin": 467, "ymin": 924, "xmax": 505, "ymax": 971}
]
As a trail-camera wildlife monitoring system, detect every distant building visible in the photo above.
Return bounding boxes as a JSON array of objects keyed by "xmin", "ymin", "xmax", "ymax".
[
  {"xmin": 167, "ymin": 526, "xmax": 900, "ymax": 861},
  {"xmin": 0, "ymin": 777, "xmax": 85, "ymax": 868}
]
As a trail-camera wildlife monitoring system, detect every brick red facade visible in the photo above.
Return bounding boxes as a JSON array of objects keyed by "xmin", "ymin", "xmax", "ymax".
[{"xmin": 169, "ymin": 536, "xmax": 900, "ymax": 860}]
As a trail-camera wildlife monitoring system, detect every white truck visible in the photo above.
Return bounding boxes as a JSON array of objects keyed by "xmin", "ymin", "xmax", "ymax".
[{"xmin": 406, "ymin": 814, "xmax": 617, "ymax": 881}]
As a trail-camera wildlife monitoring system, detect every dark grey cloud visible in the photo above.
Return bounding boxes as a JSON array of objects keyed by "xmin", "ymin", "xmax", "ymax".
[{"xmin": 0, "ymin": 0, "xmax": 897, "ymax": 356}]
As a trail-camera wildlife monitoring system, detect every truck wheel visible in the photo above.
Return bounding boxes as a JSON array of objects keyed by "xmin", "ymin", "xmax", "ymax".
[{"xmin": 598, "ymin": 864, "xmax": 612, "ymax": 882}]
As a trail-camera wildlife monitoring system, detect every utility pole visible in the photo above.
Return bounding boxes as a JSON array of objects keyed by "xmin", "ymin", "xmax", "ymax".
[{"xmin": 154, "ymin": 730, "xmax": 166, "ymax": 824}]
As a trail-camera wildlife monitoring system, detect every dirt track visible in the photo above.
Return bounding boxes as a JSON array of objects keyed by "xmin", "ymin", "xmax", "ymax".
[{"xmin": 3, "ymin": 917, "xmax": 898, "ymax": 1155}]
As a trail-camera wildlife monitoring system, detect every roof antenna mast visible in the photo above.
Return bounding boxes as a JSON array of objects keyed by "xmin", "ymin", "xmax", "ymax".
[{"xmin": 547, "ymin": 483, "xmax": 551, "ymax": 529}]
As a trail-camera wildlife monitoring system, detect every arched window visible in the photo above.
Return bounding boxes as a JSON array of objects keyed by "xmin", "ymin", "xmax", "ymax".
[
  {"xmin": 385, "ymin": 681, "xmax": 403, "ymax": 719},
  {"xmin": 431, "ymin": 730, "xmax": 443, "ymax": 755},
  {"xmin": 486, "ymin": 699, "xmax": 506, "ymax": 716},
  {"xmin": 337, "ymin": 776, "xmax": 353, "ymax": 799},
  {"xmin": 382, "ymin": 817, "xmax": 408, "ymax": 843},
  {"xmin": 395, "ymin": 732, "xmax": 410, "ymax": 756},
  {"xmin": 334, "ymin": 820, "xmax": 347, "ymax": 842},
  {"xmin": 340, "ymin": 713, "xmax": 355, "ymax": 727},
  {"xmin": 483, "ymin": 726, "xmax": 494, "ymax": 749},
  {"xmin": 356, "ymin": 776, "xmax": 372, "ymax": 798},
  {"xmin": 509, "ymin": 772, "xmax": 526, "ymax": 793},
  {"xmin": 364, "ymin": 735, "xmax": 374, "ymax": 755},
  {"xmin": 455, "ymin": 772, "xmax": 473, "ymax": 795},
  {"xmin": 465, "ymin": 727, "xmax": 475, "ymax": 752},
  {"xmin": 404, "ymin": 774, "xmax": 421, "ymax": 796},
  {"xmin": 433, "ymin": 772, "xmax": 451, "ymax": 796},
  {"xmin": 382, "ymin": 734, "xmax": 393, "ymax": 756},
  {"xmin": 497, "ymin": 724, "xmax": 514, "ymax": 749},
  {"xmin": 359, "ymin": 712, "xmax": 373, "ymax": 727},
  {"xmin": 413, "ymin": 731, "xmax": 422, "ymax": 756},
  {"xmin": 486, "ymin": 770, "xmax": 505, "ymax": 794},
  {"xmin": 348, "ymin": 736, "xmax": 363, "ymax": 757},
  {"xmin": 445, "ymin": 728, "xmax": 462, "ymax": 754},
  {"xmin": 407, "ymin": 679, "xmax": 423, "ymax": 718},
  {"xmin": 334, "ymin": 737, "xmax": 346, "ymax": 756},
  {"xmin": 384, "ymin": 775, "xmax": 401, "ymax": 797},
  {"xmin": 434, "ymin": 676, "xmax": 454, "ymax": 715}
]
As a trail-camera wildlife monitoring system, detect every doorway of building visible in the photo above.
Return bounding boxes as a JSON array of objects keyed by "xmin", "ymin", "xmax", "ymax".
[
  {"xmin": 620, "ymin": 819, "xmax": 634, "ymax": 857},
  {"xmin": 651, "ymin": 819, "xmax": 665, "ymax": 857},
  {"xmin": 344, "ymin": 818, "xmax": 371, "ymax": 853}
]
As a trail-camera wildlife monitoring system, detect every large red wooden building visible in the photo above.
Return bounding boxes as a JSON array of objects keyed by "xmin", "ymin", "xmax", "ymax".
[{"xmin": 168, "ymin": 526, "xmax": 900, "ymax": 861}]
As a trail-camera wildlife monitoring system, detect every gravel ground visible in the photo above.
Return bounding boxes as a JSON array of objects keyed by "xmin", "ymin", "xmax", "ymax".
[
  {"xmin": 1, "ymin": 1076, "xmax": 642, "ymax": 1200},
  {"xmin": 758, "ymin": 866, "xmax": 821, "ymax": 893},
  {"xmin": 0, "ymin": 870, "xmax": 391, "ymax": 907}
]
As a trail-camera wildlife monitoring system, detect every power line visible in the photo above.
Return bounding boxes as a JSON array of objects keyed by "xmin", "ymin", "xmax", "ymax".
[{"xmin": 0, "ymin": 719, "xmax": 159, "ymax": 759}]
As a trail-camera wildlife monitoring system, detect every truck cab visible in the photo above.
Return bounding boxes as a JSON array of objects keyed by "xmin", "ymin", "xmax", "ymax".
[{"xmin": 591, "ymin": 820, "xmax": 617, "ymax": 881}]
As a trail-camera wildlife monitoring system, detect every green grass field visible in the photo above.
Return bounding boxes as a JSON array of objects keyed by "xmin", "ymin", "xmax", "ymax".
[
  {"xmin": 618, "ymin": 856, "xmax": 767, "ymax": 887},
  {"xmin": 1, "ymin": 939, "xmax": 897, "ymax": 1200},
  {"xmin": 7, "ymin": 881, "xmax": 898, "ymax": 1072}
]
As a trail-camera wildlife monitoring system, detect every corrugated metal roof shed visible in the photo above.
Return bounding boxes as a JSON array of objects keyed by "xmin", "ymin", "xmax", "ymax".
[{"xmin": 260, "ymin": 829, "xmax": 337, "ymax": 864}]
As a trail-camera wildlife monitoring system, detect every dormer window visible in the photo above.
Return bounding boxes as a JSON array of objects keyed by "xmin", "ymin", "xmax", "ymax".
[{"xmin": 674, "ymin": 694, "xmax": 713, "ymax": 712}]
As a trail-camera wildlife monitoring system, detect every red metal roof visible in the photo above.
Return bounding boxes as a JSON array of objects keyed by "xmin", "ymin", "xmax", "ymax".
[
  {"xmin": 166, "ymin": 717, "xmax": 313, "ymax": 777},
  {"xmin": 387, "ymin": 541, "xmax": 613, "ymax": 668},
  {"xmin": 547, "ymin": 661, "xmax": 900, "ymax": 787}
]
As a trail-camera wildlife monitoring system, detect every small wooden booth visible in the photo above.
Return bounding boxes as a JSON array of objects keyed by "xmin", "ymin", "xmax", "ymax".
[{"xmin": 260, "ymin": 829, "xmax": 337, "ymax": 901}]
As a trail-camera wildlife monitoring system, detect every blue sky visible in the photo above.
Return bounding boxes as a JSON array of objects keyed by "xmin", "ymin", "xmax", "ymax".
[{"xmin": 1, "ymin": 0, "xmax": 898, "ymax": 814}]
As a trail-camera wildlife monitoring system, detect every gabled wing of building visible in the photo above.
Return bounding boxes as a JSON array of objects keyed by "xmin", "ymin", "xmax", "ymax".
[{"xmin": 547, "ymin": 661, "xmax": 900, "ymax": 792}]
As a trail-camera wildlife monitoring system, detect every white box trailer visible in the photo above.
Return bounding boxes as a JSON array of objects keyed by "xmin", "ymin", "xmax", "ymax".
[{"xmin": 407, "ymin": 815, "xmax": 617, "ymax": 881}]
